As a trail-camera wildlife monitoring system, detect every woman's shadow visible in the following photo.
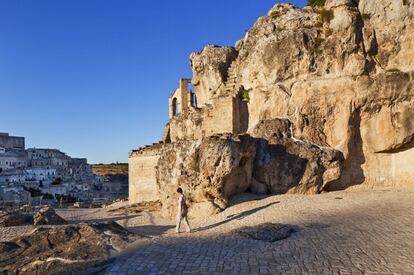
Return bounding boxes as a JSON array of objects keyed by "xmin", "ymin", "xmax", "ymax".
[{"xmin": 193, "ymin": 201, "xmax": 279, "ymax": 232}]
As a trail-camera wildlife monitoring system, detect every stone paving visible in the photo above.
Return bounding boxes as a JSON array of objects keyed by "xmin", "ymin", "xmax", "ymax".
[{"xmin": 103, "ymin": 189, "xmax": 414, "ymax": 275}]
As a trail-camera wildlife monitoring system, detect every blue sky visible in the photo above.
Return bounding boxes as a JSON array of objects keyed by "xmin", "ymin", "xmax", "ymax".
[{"xmin": 0, "ymin": 0, "xmax": 307, "ymax": 164}]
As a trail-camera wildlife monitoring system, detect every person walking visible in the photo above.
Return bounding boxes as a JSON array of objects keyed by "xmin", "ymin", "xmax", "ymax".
[{"xmin": 176, "ymin": 187, "xmax": 191, "ymax": 233}]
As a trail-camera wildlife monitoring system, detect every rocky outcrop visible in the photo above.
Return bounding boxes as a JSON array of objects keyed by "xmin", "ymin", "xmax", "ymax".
[
  {"xmin": 33, "ymin": 207, "xmax": 67, "ymax": 225},
  {"xmin": 190, "ymin": 45, "xmax": 238, "ymax": 107},
  {"xmin": 156, "ymin": 135, "xmax": 256, "ymax": 218},
  {"xmin": 359, "ymin": 0, "xmax": 414, "ymax": 72},
  {"xmin": 188, "ymin": 1, "xmax": 414, "ymax": 190},
  {"xmin": 155, "ymin": 124, "xmax": 342, "ymax": 218},
  {"xmin": 129, "ymin": 0, "xmax": 414, "ymax": 218},
  {"xmin": 252, "ymin": 119, "xmax": 343, "ymax": 194},
  {"xmin": 0, "ymin": 222, "xmax": 141, "ymax": 274},
  {"xmin": 0, "ymin": 211, "xmax": 33, "ymax": 227}
]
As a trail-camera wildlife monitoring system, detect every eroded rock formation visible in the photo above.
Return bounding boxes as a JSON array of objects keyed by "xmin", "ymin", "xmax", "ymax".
[
  {"xmin": 0, "ymin": 222, "xmax": 140, "ymax": 274},
  {"xmin": 129, "ymin": 0, "xmax": 414, "ymax": 218},
  {"xmin": 33, "ymin": 207, "xmax": 67, "ymax": 226}
]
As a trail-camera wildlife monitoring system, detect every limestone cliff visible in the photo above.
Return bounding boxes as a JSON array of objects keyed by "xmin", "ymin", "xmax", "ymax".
[
  {"xmin": 129, "ymin": 0, "xmax": 414, "ymax": 218},
  {"xmin": 189, "ymin": 0, "xmax": 414, "ymax": 190}
]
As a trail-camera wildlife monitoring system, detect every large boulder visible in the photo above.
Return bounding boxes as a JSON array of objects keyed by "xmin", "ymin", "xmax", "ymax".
[
  {"xmin": 33, "ymin": 207, "xmax": 67, "ymax": 225},
  {"xmin": 0, "ymin": 221, "xmax": 140, "ymax": 274},
  {"xmin": 251, "ymin": 119, "xmax": 343, "ymax": 194},
  {"xmin": 155, "ymin": 126, "xmax": 343, "ymax": 218},
  {"xmin": 156, "ymin": 135, "xmax": 256, "ymax": 218}
]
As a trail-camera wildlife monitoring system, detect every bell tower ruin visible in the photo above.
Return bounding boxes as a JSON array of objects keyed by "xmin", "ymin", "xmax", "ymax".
[{"xmin": 168, "ymin": 79, "xmax": 195, "ymax": 118}]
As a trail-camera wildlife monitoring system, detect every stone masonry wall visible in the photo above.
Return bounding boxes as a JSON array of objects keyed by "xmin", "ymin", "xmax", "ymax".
[{"xmin": 128, "ymin": 147, "xmax": 161, "ymax": 204}]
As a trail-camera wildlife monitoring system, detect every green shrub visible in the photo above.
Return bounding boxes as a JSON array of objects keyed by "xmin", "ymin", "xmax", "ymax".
[
  {"xmin": 307, "ymin": 0, "xmax": 326, "ymax": 7},
  {"xmin": 238, "ymin": 86, "xmax": 252, "ymax": 102}
]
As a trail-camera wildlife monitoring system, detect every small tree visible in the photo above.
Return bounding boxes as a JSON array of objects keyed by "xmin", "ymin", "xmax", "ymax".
[{"xmin": 238, "ymin": 86, "xmax": 252, "ymax": 102}]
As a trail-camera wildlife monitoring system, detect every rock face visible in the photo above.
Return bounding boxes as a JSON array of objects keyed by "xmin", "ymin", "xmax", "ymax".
[
  {"xmin": 252, "ymin": 119, "xmax": 343, "ymax": 194},
  {"xmin": 129, "ymin": 0, "xmax": 414, "ymax": 217},
  {"xmin": 156, "ymin": 135, "xmax": 256, "ymax": 218},
  {"xmin": 0, "ymin": 222, "xmax": 140, "ymax": 274},
  {"xmin": 185, "ymin": 0, "xmax": 414, "ymax": 190},
  {"xmin": 154, "ymin": 127, "xmax": 342, "ymax": 218},
  {"xmin": 33, "ymin": 207, "xmax": 67, "ymax": 225},
  {"xmin": 190, "ymin": 45, "xmax": 238, "ymax": 107}
]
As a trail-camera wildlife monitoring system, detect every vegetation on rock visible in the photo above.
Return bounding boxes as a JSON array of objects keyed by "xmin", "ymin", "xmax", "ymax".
[
  {"xmin": 239, "ymin": 86, "xmax": 252, "ymax": 102},
  {"xmin": 307, "ymin": 0, "xmax": 326, "ymax": 7}
]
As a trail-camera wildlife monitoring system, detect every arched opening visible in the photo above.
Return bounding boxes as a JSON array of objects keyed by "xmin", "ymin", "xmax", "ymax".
[{"xmin": 172, "ymin": 97, "xmax": 178, "ymax": 116}]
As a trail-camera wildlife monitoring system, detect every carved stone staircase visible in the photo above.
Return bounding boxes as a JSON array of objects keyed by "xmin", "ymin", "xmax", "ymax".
[{"xmin": 224, "ymin": 61, "xmax": 239, "ymax": 94}]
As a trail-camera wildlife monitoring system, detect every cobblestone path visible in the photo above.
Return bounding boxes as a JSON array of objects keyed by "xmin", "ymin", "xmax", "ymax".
[{"xmin": 104, "ymin": 189, "xmax": 414, "ymax": 274}]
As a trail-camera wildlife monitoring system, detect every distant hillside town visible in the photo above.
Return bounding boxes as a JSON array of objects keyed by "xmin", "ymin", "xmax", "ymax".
[{"xmin": 0, "ymin": 132, "xmax": 127, "ymax": 205}]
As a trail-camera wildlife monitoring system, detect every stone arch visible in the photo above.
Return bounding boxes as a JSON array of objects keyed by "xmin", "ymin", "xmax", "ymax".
[{"xmin": 168, "ymin": 79, "xmax": 193, "ymax": 119}]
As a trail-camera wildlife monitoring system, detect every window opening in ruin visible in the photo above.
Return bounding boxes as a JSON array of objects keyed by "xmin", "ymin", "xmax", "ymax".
[
  {"xmin": 188, "ymin": 83, "xmax": 197, "ymax": 108},
  {"xmin": 172, "ymin": 97, "xmax": 179, "ymax": 116}
]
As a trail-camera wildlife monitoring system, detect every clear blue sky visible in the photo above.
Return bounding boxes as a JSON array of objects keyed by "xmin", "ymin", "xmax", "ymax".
[{"xmin": 0, "ymin": 0, "xmax": 306, "ymax": 164}]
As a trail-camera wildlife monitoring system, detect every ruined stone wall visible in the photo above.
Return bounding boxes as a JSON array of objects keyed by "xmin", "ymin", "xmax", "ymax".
[
  {"xmin": 167, "ymin": 95, "xmax": 243, "ymax": 142},
  {"xmin": 128, "ymin": 147, "xmax": 161, "ymax": 204},
  {"xmin": 202, "ymin": 96, "xmax": 239, "ymax": 137},
  {"xmin": 169, "ymin": 109, "xmax": 203, "ymax": 142},
  {"xmin": 168, "ymin": 79, "xmax": 192, "ymax": 118}
]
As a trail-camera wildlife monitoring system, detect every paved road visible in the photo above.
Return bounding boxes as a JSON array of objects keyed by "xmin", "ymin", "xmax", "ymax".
[{"xmin": 104, "ymin": 189, "xmax": 414, "ymax": 274}]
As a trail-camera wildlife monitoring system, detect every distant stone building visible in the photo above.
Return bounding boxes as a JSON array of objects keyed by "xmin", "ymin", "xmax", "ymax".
[
  {"xmin": 0, "ymin": 133, "xmax": 28, "ymax": 172},
  {"xmin": 27, "ymin": 148, "xmax": 70, "ymax": 167},
  {"xmin": 0, "ymin": 149, "xmax": 28, "ymax": 172},
  {"xmin": 0, "ymin": 133, "xmax": 25, "ymax": 150},
  {"xmin": 0, "ymin": 132, "xmax": 104, "ymax": 203}
]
